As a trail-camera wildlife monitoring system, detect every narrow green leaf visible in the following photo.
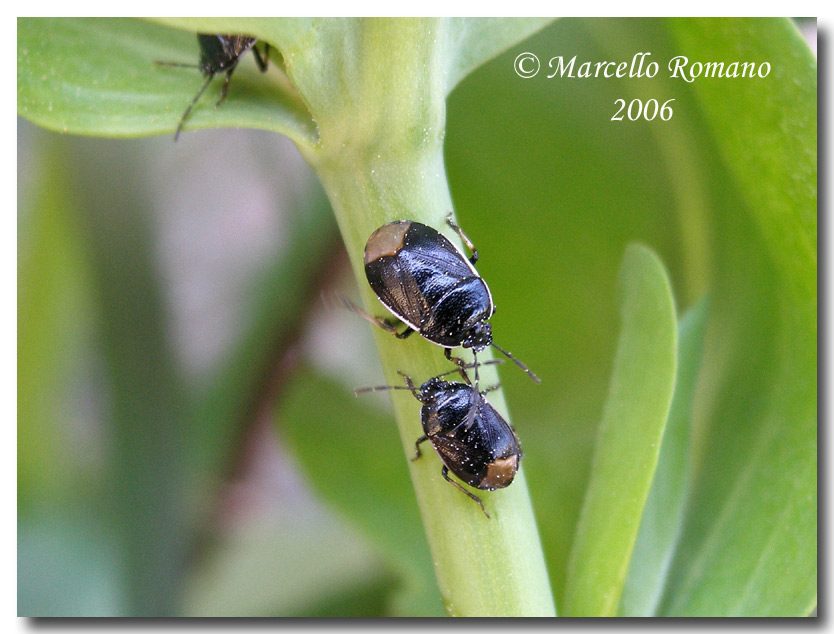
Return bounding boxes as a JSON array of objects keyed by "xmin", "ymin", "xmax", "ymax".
[
  {"xmin": 68, "ymin": 137, "xmax": 189, "ymax": 616},
  {"xmin": 18, "ymin": 133, "xmax": 91, "ymax": 508},
  {"xmin": 619, "ymin": 297, "xmax": 709, "ymax": 616},
  {"xmin": 658, "ymin": 236, "xmax": 816, "ymax": 616},
  {"xmin": 17, "ymin": 18, "xmax": 316, "ymax": 145},
  {"xmin": 654, "ymin": 18, "xmax": 817, "ymax": 617},
  {"xmin": 563, "ymin": 244, "xmax": 677, "ymax": 617}
]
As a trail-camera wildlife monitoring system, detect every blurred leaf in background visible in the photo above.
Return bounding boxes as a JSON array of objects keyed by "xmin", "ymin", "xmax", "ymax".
[
  {"xmin": 444, "ymin": 17, "xmax": 815, "ymax": 616},
  {"xmin": 18, "ymin": 17, "xmax": 815, "ymax": 616}
]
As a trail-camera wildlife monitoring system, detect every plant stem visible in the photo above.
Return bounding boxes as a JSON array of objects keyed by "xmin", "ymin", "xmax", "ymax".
[
  {"xmin": 299, "ymin": 24, "xmax": 555, "ymax": 609},
  {"xmin": 312, "ymin": 148, "xmax": 554, "ymax": 617}
]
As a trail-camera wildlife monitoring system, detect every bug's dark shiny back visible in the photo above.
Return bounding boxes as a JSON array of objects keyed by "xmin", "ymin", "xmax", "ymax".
[
  {"xmin": 364, "ymin": 221, "xmax": 493, "ymax": 347},
  {"xmin": 421, "ymin": 382, "xmax": 521, "ymax": 490},
  {"xmin": 420, "ymin": 277, "xmax": 491, "ymax": 345}
]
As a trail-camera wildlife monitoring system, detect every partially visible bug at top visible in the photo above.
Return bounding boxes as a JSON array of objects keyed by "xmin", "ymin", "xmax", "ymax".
[
  {"xmin": 355, "ymin": 361, "xmax": 521, "ymax": 518},
  {"xmin": 155, "ymin": 34, "xmax": 270, "ymax": 141},
  {"xmin": 358, "ymin": 214, "xmax": 539, "ymax": 382}
]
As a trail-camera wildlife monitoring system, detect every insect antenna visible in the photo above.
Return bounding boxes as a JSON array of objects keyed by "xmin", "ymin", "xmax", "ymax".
[
  {"xmin": 354, "ymin": 383, "xmax": 414, "ymax": 397},
  {"xmin": 154, "ymin": 60, "xmax": 201, "ymax": 69},
  {"xmin": 354, "ymin": 360, "xmax": 504, "ymax": 397},
  {"xmin": 355, "ymin": 370, "xmax": 420, "ymax": 398},
  {"xmin": 491, "ymin": 342, "xmax": 540, "ymax": 383},
  {"xmin": 440, "ymin": 358, "xmax": 504, "ymax": 386}
]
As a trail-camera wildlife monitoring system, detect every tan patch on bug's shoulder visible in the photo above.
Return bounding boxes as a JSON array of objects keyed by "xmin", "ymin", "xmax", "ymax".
[
  {"xmin": 364, "ymin": 221, "xmax": 412, "ymax": 264},
  {"xmin": 480, "ymin": 455, "xmax": 519, "ymax": 490}
]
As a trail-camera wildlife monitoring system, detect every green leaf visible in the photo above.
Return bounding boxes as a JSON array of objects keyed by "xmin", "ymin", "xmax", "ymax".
[
  {"xmin": 18, "ymin": 17, "xmax": 548, "ymax": 148},
  {"xmin": 620, "ymin": 298, "xmax": 709, "ymax": 616},
  {"xmin": 17, "ymin": 18, "xmax": 316, "ymax": 144},
  {"xmin": 655, "ymin": 18, "xmax": 817, "ymax": 616},
  {"xmin": 445, "ymin": 17, "xmax": 815, "ymax": 615},
  {"xmin": 67, "ymin": 136, "xmax": 190, "ymax": 616},
  {"xmin": 18, "ymin": 132, "xmax": 92, "ymax": 508},
  {"xmin": 563, "ymin": 244, "xmax": 678, "ymax": 617},
  {"xmin": 667, "ymin": 18, "xmax": 816, "ymax": 296}
]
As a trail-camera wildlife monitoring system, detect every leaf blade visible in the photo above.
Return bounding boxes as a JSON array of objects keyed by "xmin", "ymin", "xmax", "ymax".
[
  {"xmin": 563, "ymin": 244, "xmax": 678, "ymax": 617},
  {"xmin": 17, "ymin": 18, "xmax": 316, "ymax": 144},
  {"xmin": 655, "ymin": 17, "xmax": 817, "ymax": 616},
  {"xmin": 619, "ymin": 298, "xmax": 709, "ymax": 616}
]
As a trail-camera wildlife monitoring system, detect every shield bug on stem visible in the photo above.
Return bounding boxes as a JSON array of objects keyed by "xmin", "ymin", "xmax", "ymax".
[
  {"xmin": 155, "ymin": 33, "xmax": 270, "ymax": 140},
  {"xmin": 358, "ymin": 214, "xmax": 540, "ymax": 382},
  {"xmin": 355, "ymin": 361, "xmax": 522, "ymax": 518}
]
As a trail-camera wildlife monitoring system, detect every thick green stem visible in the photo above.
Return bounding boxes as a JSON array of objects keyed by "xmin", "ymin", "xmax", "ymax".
[{"xmin": 301, "ymin": 92, "xmax": 555, "ymax": 618}]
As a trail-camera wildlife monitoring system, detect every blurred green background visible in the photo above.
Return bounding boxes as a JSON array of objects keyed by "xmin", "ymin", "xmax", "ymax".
[{"xmin": 18, "ymin": 17, "xmax": 816, "ymax": 616}]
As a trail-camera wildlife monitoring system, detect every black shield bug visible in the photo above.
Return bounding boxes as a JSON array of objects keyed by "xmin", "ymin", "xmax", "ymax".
[
  {"xmin": 359, "ymin": 214, "xmax": 539, "ymax": 382},
  {"xmin": 155, "ymin": 34, "xmax": 270, "ymax": 140},
  {"xmin": 356, "ymin": 362, "xmax": 521, "ymax": 518}
]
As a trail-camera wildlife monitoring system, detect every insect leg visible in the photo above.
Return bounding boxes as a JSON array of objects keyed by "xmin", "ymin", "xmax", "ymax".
[
  {"xmin": 445, "ymin": 213, "xmax": 479, "ymax": 265},
  {"xmin": 412, "ymin": 435, "xmax": 429, "ymax": 461},
  {"xmin": 479, "ymin": 384, "xmax": 502, "ymax": 396},
  {"xmin": 395, "ymin": 371, "xmax": 418, "ymax": 393},
  {"xmin": 341, "ymin": 296, "xmax": 414, "ymax": 338},
  {"xmin": 174, "ymin": 73, "xmax": 215, "ymax": 141},
  {"xmin": 444, "ymin": 348, "xmax": 471, "ymax": 382},
  {"xmin": 394, "ymin": 326, "xmax": 415, "ymax": 339},
  {"xmin": 217, "ymin": 66, "xmax": 237, "ymax": 105},
  {"xmin": 252, "ymin": 43, "xmax": 270, "ymax": 71},
  {"xmin": 442, "ymin": 466, "xmax": 490, "ymax": 519}
]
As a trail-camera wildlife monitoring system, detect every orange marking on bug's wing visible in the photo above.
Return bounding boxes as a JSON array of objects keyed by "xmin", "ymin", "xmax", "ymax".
[
  {"xmin": 480, "ymin": 455, "xmax": 519, "ymax": 490},
  {"xmin": 364, "ymin": 222, "xmax": 411, "ymax": 264}
]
